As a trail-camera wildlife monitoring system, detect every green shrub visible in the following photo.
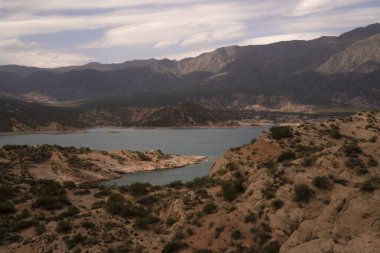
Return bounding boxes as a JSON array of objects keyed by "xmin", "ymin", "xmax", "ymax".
[
  {"xmin": 0, "ymin": 185, "xmax": 17, "ymax": 202},
  {"xmin": 63, "ymin": 181, "xmax": 76, "ymax": 189},
  {"xmin": 221, "ymin": 179, "xmax": 244, "ymax": 201},
  {"xmin": 294, "ymin": 184, "xmax": 314, "ymax": 203},
  {"xmin": 65, "ymin": 233, "xmax": 87, "ymax": 249},
  {"xmin": 13, "ymin": 219, "xmax": 38, "ymax": 231},
  {"xmin": 81, "ymin": 221, "xmax": 96, "ymax": 230},
  {"xmin": 55, "ymin": 220, "xmax": 72, "ymax": 234},
  {"xmin": 91, "ymin": 200, "xmax": 105, "ymax": 209},
  {"xmin": 162, "ymin": 241, "xmax": 188, "ymax": 253},
  {"xmin": 360, "ymin": 181, "xmax": 375, "ymax": 192},
  {"xmin": 35, "ymin": 224, "xmax": 46, "ymax": 235},
  {"xmin": 360, "ymin": 178, "xmax": 379, "ymax": 192},
  {"xmin": 345, "ymin": 158, "xmax": 367, "ymax": 174},
  {"xmin": 277, "ymin": 151, "xmax": 296, "ymax": 163},
  {"xmin": 369, "ymin": 136, "xmax": 377, "ymax": 143},
  {"xmin": 136, "ymin": 195, "xmax": 159, "ymax": 206},
  {"xmin": 368, "ymin": 157, "xmax": 379, "ymax": 167},
  {"xmin": 260, "ymin": 241, "xmax": 280, "ymax": 253},
  {"xmin": 166, "ymin": 218, "xmax": 177, "ymax": 227},
  {"xmin": 93, "ymin": 188, "xmax": 112, "ymax": 197},
  {"xmin": 301, "ymin": 156, "xmax": 316, "ymax": 167},
  {"xmin": 73, "ymin": 189, "xmax": 91, "ymax": 195},
  {"xmin": 259, "ymin": 160, "xmax": 277, "ymax": 171},
  {"xmin": 134, "ymin": 215, "xmax": 159, "ymax": 229},
  {"xmin": 244, "ymin": 212, "xmax": 257, "ymax": 223},
  {"xmin": 193, "ymin": 249, "xmax": 213, "ymax": 253},
  {"xmin": 271, "ymin": 199, "xmax": 284, "ymax": 210},
  {"xmin": 203, "ymin": 202, "xmax": 218, "ymax": 214},
  {"xmin": 184, "ymin": 177, "xmax": 216, "ymax": 189},
  {"xmin": 56, "ymin": 206, "xmax": 80, "ymax": 220},
  {"xmin": 231, "ymin": 229, "xmax": 242, "ymax": 240},
  {"xmin": 33, "ymin": 195, "xmax": 70, "ymax": 210},
  {"xmin": 269, "ymin": 126, "xmax": 293, "ymax": 139},
  {"xmin": 166, "ymin": 180, "xmax": 183, "ymax": 188},
  {"xmin": 0, "ymin": 202, "xmax": 16, "ymax": 214},
  {"xmin": 312, "ymin": 176, "xmax": 331, "ymax": 189},
  {"xmin": 105, "ymin": 193, "xmax": 148, "ymax": 219},
  {"xmin": 226, "ymin": 163, "xmax": 239, "ymax": 171},
  {"xmin": 328, "ymin": 125, "xmax": 341, "ymax": 139},
  {"xmin": 129, "ymin": 182, "xmax": 151, "ymax": 196},
  {"xmin": 342, "ymin": 142, "xmax": 362, "ymax": 157}
]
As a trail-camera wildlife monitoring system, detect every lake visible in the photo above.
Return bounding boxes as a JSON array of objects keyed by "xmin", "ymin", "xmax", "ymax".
[{"xmin": 0, "ymin": 127, "xmax": 267, "ymax": 185}]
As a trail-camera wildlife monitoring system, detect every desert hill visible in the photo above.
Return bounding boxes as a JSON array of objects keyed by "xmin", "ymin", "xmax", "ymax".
[{"xmin": 0, "ymin": 112, "xmax": 378, "ymax": 252}]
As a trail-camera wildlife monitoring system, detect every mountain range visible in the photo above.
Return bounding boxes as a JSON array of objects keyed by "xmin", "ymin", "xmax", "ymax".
[{"xmin": 0, "ymin": 23, "xmax": 380, "ymax": 108}]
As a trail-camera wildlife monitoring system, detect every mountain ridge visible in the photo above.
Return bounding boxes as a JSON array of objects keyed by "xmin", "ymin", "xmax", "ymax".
[{"xmin": 0, "ymin": 23, "xmax": 379, "ymax": 108}]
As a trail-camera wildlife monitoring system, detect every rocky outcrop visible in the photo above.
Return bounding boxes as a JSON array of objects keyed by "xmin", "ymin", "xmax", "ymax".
[
  {"xmin": 319, "ymin": 34, "xmax": 380, "ymax": 74},
  {"xmin": 209, "ymin": 111, "xmax": 380, "ymax": 252},
  {"xmin": 0, "ymin": 145, "xmax": 206, "ymax": 184}
]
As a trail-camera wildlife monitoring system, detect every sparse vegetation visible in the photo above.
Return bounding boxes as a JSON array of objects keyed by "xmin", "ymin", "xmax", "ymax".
[
  {"xmin": 231, "ymin": 229, "xmax": 242, "ymax": 240},
  {"xmin": 269, "ymin": 126, "xmax": 293, "ymax": 139},
  {"xmin": 294, "ymin": 184, "xmax": 314, "ymax": 203},
  {"xmin": 342, "ymin": 142, "xmax": 362, "ymax": 157},
  {"xmin": 312, "ymin": 176, "xmax": 331, "ymax": 190},
  {"xmin": 360, "ymin": 177, "xmax": 379, "ymax": 192},
  {"xmin": 271, "ymin": 199, "xmax": 284, "ymax": 210},
  {"xmin": 162, "ymin": 241, "xmax": 188, "ymax": 253},
  {"xmin": 129, "ymin": 182, "xmax": 151, "ymax": 197},
  {"xmin": 0, "ymin": 111, "xmax": 378, "ymax": 252},
  {"xmin": 0, "ymin": 202, "xmax": 16, "ymax": 214},
  {"xmin": 327, "ymin": 125, "xmax": 341, "ymax": 139},
  {"xmin": 244, "ymin": 212, "xmax": 257, "ymax": 223},
  {"xmin": 277, "ymin": 151, "xmax": 296, "ymax": 163},
  {"xmin": 55, "ymin": 220, "xmax": 72, "ymax": 234},
  {"xmin": 221, "ymin": 179, "xmax": 244, "ymax": 201},
  {"xmin": 301, "ymin": 156, "xmax": 317, "ymax": 167},
  {"xmin": 203, "ymin": 202, "xmax": 218, "ymax": 214}
]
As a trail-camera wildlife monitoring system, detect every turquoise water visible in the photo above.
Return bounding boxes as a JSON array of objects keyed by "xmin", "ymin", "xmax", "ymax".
[{"xmin": 0, "ymin": 127, "xmax": 267, "ymax": 185}]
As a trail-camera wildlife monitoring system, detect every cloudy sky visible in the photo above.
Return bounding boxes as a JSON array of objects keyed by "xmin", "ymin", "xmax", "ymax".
[{"xmin": 0, "ymin": 0, "xmax": 379, "ymax": 67}]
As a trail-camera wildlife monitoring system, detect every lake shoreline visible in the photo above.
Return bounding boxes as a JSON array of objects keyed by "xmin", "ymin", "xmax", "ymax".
[
  {"xmin": 0, "ymin": 127, "xmax": 267, "ymax": 185},
  {"xmin": 0, "ymin": 124, "xmax": 271, "ymax": 136}
]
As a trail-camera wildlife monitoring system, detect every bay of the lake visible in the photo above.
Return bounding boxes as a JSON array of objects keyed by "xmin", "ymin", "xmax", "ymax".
[{"xmin": 0, "ymin": 127, "xmax": 267, "ymax": 185}]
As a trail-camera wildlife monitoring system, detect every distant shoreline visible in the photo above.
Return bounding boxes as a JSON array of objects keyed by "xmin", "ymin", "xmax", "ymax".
[{"xmin": 0, "ymin": 124, "xmax": 273, "ymax": 136}]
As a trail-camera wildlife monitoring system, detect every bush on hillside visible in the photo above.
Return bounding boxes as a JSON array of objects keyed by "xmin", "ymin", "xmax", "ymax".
[
  {"xmin": 269, "ymin": 126, "xmax": 293, "ymax": 139},
  {"xmin": 294, "ymin": 184, "xmax": 314, "ymax": 203}
]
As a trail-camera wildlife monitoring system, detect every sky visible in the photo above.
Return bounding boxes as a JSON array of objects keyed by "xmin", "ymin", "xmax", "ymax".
[{"xmin": 0, "ymin": 0, "xmax": 379, "ymax": 67}]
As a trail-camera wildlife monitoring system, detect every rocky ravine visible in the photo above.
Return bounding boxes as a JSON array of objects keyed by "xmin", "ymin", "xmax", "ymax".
[{"xmin": 0, "ymin": 112, "xmax": 378, "ymax": 253}]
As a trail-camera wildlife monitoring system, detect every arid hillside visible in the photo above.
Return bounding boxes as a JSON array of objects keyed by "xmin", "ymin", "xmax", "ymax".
[{"xmin": 0, "ymin": 111, "xmax": 378, "ymax": 253}]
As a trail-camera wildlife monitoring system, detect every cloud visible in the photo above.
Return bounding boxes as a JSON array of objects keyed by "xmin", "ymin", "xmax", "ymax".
[
  {"xmin": 0, "ymin": 39, "xmax": 91, "ymax": 67},
  {"xmin": 154, "ymin": 40, "xmax": 179, "ymax": 49},
  {"xmin": 0, "ymin": 0, "xmax": 220, "ymax": 11},
  {"xmin": 83, "ymin": 2, "xmax": 254, "ymax": 48},
  {"xmin": 283, "ymin": 6, "xmax": 380, "ymax": 32},
  {"xmin": 0, "ymin": 0, "xmax": 379, "ymax": 66},
  {"xmin": 180, "ymin": 24, "xmax": 246, "ymax": 47},
  {"xmin": 239, "ymin": 32, "xmax": 326, "ymax": 46},
  {"xmin": 291, "ymin": 0, "xmax": 368, "ymax": 16}
]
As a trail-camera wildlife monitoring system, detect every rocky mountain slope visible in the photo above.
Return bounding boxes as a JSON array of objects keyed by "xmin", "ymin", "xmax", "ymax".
[
  {"xmin": 0, "ymin": 24, "xmax": 379, "ymax": 108},
  {"xmin": 0, "ymin": 112, "xmax": 378, "ymax": 252},
  {"xmin": 0, "ymin": 98, "xmax": 238, "ymax": 132},
  {"xmin": 319, "ymin": 33, "xmax": 380, "ymax": 74},
  {"xmin": 135, "ymin": 102, "xmax": 233, "ymax": 127}
]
